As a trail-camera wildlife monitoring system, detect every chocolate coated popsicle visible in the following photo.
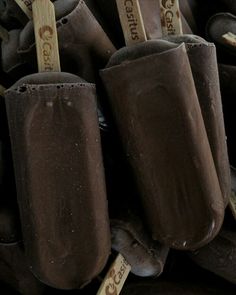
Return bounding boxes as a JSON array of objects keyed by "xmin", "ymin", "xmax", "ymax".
[
  {"xmin": 100, "ymin": 0, "xmax": 224, "ymax": 250},
  {"xmin": 5, "ymin": 0, "xmax": 110, "ymax": 289},
  {"xmin": 160, "ymin": 1, "xmax": 230, "ymax": 205}
]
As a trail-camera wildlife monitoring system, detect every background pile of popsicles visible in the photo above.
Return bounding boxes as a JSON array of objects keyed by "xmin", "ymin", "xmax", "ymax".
[{"xmin": 0, "ymin": 0, "xmax": 236, "ymax": 294}]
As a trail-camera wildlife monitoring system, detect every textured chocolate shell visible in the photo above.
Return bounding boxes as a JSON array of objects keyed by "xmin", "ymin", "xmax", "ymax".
[
  {"xmin": 100, "ymin": 40, "xmax": 224, "ymax": 250},
  {"xmin": 111, "ymin": 214, "xmax": 169, "ymax": 277},
  {"xmin": 164, "ymin": 34, "xmax": 231, "ymax": 206},
  {"xmin": 5, "ymin": 72, "xmax": 110, "ymax": 289},
  {"xmin": 218, "ymin": 64, "xmax": 236, "ymax": 167}
]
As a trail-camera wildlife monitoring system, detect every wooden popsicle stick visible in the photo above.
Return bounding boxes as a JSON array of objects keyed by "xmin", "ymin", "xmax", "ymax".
[
  {"xmin": 32, "ymin": 0, "xmax": 61, "ymax": 72},
  {"xmin": 222, "ymin": 32, "xmax": 236, "ymax": 47},
  {"xmin": 116, "ymin": 0, "xmax": 147, "ymax": 46},
  {"xmin": 159, "ymin": 0, "xmax": 183, "ymax": 36},
  {"xmin": 14, "ymin": 0, "xmax": 33, "ymax": 19},
  {"xmin": 0, "ymin": 85, "xmax": 6, "ymax": 97},
  {"xmin": 97, "ymin": 254, "xmax": 131, "ymax": 295},
  {"xmin": 0, "ymin": 24, "xmax": 9, "ymax": 42}
]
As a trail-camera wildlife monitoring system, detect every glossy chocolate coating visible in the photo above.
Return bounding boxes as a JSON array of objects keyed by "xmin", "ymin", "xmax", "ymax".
[
  {"xmin": 5, "ymin": 72, "xmax": 110, "ymax": 289},
  {"xmin": 100, "ymin": 40, "xmax": 224, "ymax": 250}
]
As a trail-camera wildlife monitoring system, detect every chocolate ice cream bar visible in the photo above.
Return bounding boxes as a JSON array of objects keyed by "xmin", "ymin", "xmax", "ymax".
[
  {"xmin": 4, "ymin": 0, "xmax": 110, "ymax": 288},
  {"xmin": 5, "ymin": 72, "xmax": 110, "ymax": 290},
  {"xmin": 100, "ymin": 39, "xmax": 224, "ymax": 250}
]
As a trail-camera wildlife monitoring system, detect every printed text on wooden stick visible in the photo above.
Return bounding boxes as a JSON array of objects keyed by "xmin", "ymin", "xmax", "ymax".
[
  {"xmin": 116, "ymin": 0, "xmax": 147, "ymax": 46},
  {"xmin": 97, "ymin": 254, "xmax": 131, "ymax": 295},
  {"xmin": 14, "ymin": 0, "xmax": 33, "ymax": 19},
  {"xmin": 32, "ymin": 0, "xmax": 61, "ymax": 72},
  {"xmin": 159, "ymin": 0, "xmax": 183, "ymax": 36}
]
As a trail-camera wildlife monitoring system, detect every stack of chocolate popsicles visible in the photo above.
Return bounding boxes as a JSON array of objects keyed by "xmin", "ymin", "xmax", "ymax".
[{"xmin": 0, "ymin": 0, "xmax": 236, "ymax": 294}]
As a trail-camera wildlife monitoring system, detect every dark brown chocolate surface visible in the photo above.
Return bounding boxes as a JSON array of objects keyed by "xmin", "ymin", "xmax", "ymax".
[
  {"xmin": 5, "ymin": 72, "xmax": 110, "ymax": 289},
  {"xmin": 56, "ymin": 0, "xmax": 116, "ymax": 81},
  {"xmin": 189, "ymin": 228, "xmax": 236, "ymax": 284},
  {"xmin": 179, "ymin": 0, "xmax": 198, "ymax": 33},
  {"xmin": 231, "ymin": 167, "xmax": 236, "ymax": 192},
  {"xmin": 111, "ymin": 215, "xmax": 169, "ymax": 277},
  {"xmin": 206, "ymin": 13, "xmax": 236, "ymax": 56},
  {"xmin": 164, "ymin": 35, "xmax": 231, "ymax": 207},
  {"xmin": 0, "ymin": 0, "xmax": 27, "ymax": 28},
  {"xmin": 0, "ymin": 243, "xmax": 46, "ymax": 295},
  {"xmin": 0, "ymin": 94, "xmax": 20, "ymax": 244},
  {"xmin": 1, "ymin": 0, "xmax": 116, "ymax": 82},
  {"xmin": 218, "ymin": 64, "xmax": 236, "ymax": 167},
  {"xmin": 100, "ymin": 40, "xmax": 224, "ymax": 250},
  {"xmin": 1, "ymin": 29, "xmax": 32, "ymax": 80}
]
